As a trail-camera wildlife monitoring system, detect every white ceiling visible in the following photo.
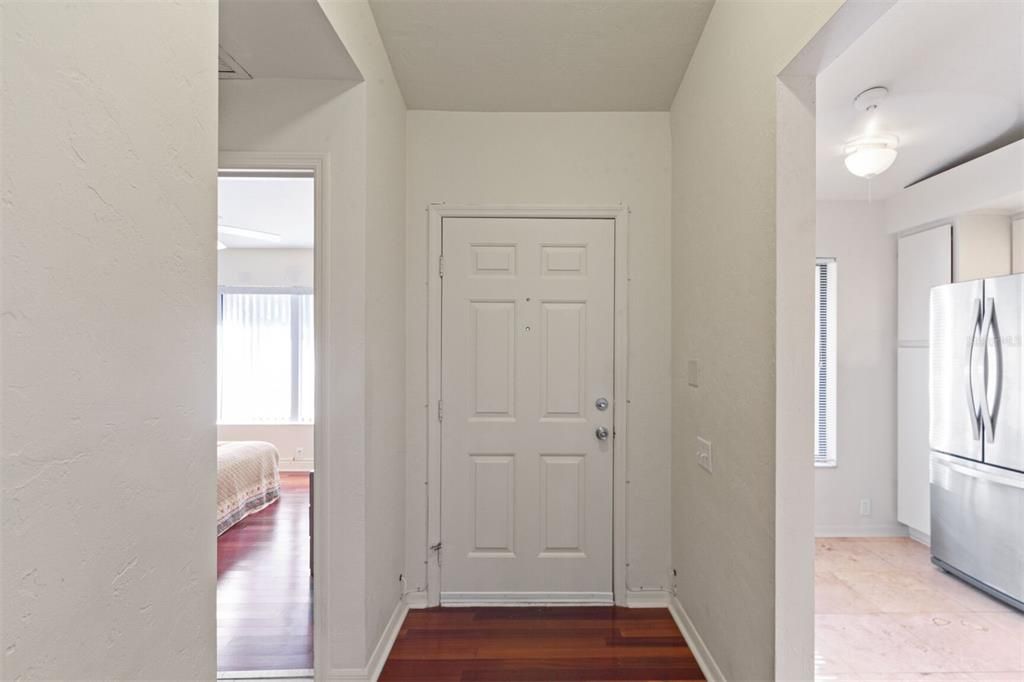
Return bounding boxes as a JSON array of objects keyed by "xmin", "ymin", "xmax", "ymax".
[
  {"xmin": 217, "ymin": 176, "xmax": 314, "ymax": 249},
  {"xmin": 817, "ymin": 0, "xmax": 1024, "ymax": 201},
  {"xmin": 219, "ymin": 0, "xmax": 361, "ymax": 81},
  {"xmin": 368, "ymin": 0, "xmax": 714, "ymax": 111}
]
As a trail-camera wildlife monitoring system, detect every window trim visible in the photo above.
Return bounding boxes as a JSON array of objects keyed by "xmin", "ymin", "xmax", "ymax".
[
  {"xmin": 814, "ymin": 258, "xmax": 837, "ymax": 468},
  {"xmin": 217, "ymin": 285, "xmax": 314, "ymax": 426}
]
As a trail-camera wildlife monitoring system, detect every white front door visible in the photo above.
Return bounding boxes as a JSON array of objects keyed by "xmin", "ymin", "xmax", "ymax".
[{"xmin": 440, "ymin": 217, "xmax": 615, "ymax": 603}]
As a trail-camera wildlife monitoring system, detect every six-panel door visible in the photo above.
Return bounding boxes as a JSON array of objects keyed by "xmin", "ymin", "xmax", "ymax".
[{"xmin": 440, "ymin": 217, "xmax": 615, "ymax": 602}]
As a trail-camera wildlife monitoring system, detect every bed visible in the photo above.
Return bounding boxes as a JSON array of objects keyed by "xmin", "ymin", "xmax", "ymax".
[{"xmin": 217, "ymin": 440, "xmax": 281, "ymax": 535}]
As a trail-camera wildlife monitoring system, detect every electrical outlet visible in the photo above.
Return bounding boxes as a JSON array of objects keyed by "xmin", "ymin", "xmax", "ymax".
[
  {"xmin": 296, "ymin": 447, "xmax": 304, "ymax": 459},
  {"xmin": 859, "ymin": 498, "xmax": 872, "ymax": 517},
  {"xmin": 687, "ymin": 360, "xmax": 701, "ymax": 388},
  {"xmin": 697, "ymin": 437, "xmax": 712, "ymax": 473}
]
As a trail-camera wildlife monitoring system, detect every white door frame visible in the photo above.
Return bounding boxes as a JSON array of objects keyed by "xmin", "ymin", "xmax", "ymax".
[
  {"xmin": 425, "ymin": 204, "xmax": 630, "ymax": 607},
  {"xmin": 217, "ymin": 151, "xmax": 329, "ymax": 678}
]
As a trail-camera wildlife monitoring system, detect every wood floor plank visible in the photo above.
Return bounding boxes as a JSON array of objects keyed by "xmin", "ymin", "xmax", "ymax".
[
  {"xmin": 217, "ymin": 472, "xmax": 312, "ymax": 673},
  {"xmin": 379, "ymin": 607, "xmax": 705, "ymax": 681}
]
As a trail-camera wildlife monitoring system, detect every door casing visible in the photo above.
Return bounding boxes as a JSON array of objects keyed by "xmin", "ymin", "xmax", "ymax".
[
  {"xmin": 217, "ymin": 152, "xmax": 327, "ymax": 679},
  {"xmin": 425, "ymin": 205, "xmax": 630, "ymax": 607}
]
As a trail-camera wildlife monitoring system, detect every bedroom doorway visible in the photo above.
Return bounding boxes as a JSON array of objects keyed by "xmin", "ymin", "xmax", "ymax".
[{"xmin": 215, "ymin": 164, "xmax": 318, "ymax": 677}]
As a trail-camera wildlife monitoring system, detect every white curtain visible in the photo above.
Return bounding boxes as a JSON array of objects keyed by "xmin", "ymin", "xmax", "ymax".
[
  {"xmin": 296, "ymin": 294, "xmax": 315, "ymax": 423},
  {"xmin": 217, "ymin": 292, "xmax": 314, "ymax": 424}
]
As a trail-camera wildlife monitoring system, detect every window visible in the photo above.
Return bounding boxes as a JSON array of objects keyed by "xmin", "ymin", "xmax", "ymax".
[
  {"xmin": 815, "ymin": 259, "xmax": 837, "ymax": 466},
  {"xmin": 217, "ymin": 288, "xmax": 314, "ymax": 424}
]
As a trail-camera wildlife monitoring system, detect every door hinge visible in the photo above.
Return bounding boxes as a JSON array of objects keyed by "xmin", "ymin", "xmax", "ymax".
[
  {"xmin": 438, "ymin": 255, "xmax": 445, "ymax": 278},
  {"xmin": 437, "ymin": 399, "xmax": 444, "ymax": 422}
]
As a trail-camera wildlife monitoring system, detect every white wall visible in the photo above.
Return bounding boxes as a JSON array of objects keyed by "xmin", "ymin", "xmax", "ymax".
[
  {"xmin": 217, "ymin": 248, "xmax": 315, "ymax": 470},
  {"xmin": 318, "ymin": 1, "xmax": 408, "ymax": 667},
  {"xmin": 669, "ymin": 2, "xmax": 841, "ymax": 680},
  {"xmin": 815, "ymin": 201, "xmax": 900, "ymax": 536},
  {"xmin": 404, "ymin": 111, "xmax": 673, "ymax": 594},
  {"xmin": 221, "ymin": 0, "xmax": 407, "ymax": 671},
  {"xmin": 218, "ymin": 248, "xmax": 314, "ymax": 289},
  {"xmin": 1, "ymin": 2, "xmax": 218, "ymax": 679}
]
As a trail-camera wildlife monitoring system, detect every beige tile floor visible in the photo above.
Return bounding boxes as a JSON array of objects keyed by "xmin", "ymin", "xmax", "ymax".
[{"xmin": 815, "ymin": 537, "xmax": 1024, "ymax": 682}]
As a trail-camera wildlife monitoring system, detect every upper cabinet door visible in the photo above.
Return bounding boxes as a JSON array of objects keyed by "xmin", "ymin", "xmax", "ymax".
[{"xmin": 899, "ymin": 225, "xmax": 952, "ymax": 344}]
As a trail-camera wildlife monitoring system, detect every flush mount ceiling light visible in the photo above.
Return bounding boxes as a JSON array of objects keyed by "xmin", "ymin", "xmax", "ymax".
[
  {"xmin": 844, "ymin": 86, "xmax": 899, "ymax": 179},
  {"xmin": 844, "ymin": 134, "xmax": 899, "ymax": 178}
]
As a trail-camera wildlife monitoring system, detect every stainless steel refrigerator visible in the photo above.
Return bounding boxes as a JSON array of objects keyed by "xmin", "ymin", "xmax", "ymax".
[{"xmin": 930, "ymin": 274, "xmax": 1024, "ymax": 611}]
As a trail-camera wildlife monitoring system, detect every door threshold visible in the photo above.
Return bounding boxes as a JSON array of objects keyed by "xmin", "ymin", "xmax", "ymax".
[
  {"xmin": 441, "ymin": 591, "xmax": 614, "ymax": 606},
  {"xmin": 217, "ymin": 669, "xmax": 313, "ymax": 680}
]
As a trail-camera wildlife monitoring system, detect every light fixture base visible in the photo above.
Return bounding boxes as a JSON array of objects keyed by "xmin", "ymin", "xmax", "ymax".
[{"xmin": 853, "ymin": 86, "xmax": 889, "ymax": 112}]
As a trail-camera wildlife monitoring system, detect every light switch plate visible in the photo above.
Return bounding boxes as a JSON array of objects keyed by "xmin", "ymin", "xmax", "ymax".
[
  {"xmin": 687, "ymin": 360, "xmax": 701, "ymax": 388},
  {"xmin": 697, "ymin": 437, "xmax": 712, "ymax": 473}
]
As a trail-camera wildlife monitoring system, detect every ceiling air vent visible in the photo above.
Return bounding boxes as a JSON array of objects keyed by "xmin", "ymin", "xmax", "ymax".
[{"xmin": 219, "ymin": 47, "xmax": 252, "ymax": 80}]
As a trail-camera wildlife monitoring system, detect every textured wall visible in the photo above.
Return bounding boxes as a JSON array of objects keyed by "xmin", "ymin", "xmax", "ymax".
[
  {"xmin": 1, "ymin": 2, "xmax": 218, "ymax": 679},
  {"xmin": 669, "ymin": 2, "xmax": 841, "ymax": 679}
]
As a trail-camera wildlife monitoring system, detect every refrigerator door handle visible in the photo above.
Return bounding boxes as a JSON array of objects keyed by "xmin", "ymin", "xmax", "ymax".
[
  {"xmin": 980, "ymin": 297, "xmax": 1000, "ymax": 443},
  {"xmin": 966, "ymin": 297, "xmax": 983, "ymax": 441}
]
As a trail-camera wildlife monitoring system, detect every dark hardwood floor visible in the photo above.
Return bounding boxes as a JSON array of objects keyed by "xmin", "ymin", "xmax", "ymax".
[
  {"xmin": 217, "ymin": 471, "xmax": 312, "ymax": 673},
  {"xmin": 379, "ymin": 606, "xmax": 706, "ymax": 681}
]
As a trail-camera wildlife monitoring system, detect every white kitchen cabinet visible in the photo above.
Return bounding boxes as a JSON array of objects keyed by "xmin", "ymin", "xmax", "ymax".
[
  {"xmin": 895, "ymin": 216, "xmax": 1009, "ymax": 539},
  {"xmin": 897, "ymin": 346, "xmax": 930, "ymax": 536},
  {"xmin": 898, "ymin": 225, "xmax": 952, "ymax": 344}
]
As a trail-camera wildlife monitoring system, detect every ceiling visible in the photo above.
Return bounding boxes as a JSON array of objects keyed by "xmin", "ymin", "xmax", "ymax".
[
  {"xmin": 219, "ymin": 0, "xmax": 361, "ymax": 81},
  {"xmin": 368, "ymin": 0, "xmax": 714, "ymax": 111},
  {"xmin": 817, "ymin": 0, "xmax": 1024, "ymax": 202},
  {"xmin": 218, "ymin": 176, "xmax": 314, "ymax": 249}
]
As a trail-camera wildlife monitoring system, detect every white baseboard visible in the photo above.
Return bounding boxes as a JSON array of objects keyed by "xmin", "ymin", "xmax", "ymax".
[
  {"xmin": 907, "ymin": 527, "xmax": 931, "ymax": 547},
  {"xmin": 668, "ymin": 596, "xmax": 725, "ymax": 682},
  {"xmin": 279, "ymin": 460, "xmax": 315, "ymax": 473},
  {"xmin": 625, "ymin": 589, "xmax": 671, "ymax": 608},
  {"xmin": 815, "ymin": 523, "xmax": 908, "ymax": 538},
  {"xmin": 404, "ymin": 590, "xmax": 429, "ymax": 609},
  {"xmin": 326, "ymin": 597, "xmax": 409, "ymax": 681},
  {"xmin": 440, "ymin": 591, "xmax": 612, "ymax": 606}
]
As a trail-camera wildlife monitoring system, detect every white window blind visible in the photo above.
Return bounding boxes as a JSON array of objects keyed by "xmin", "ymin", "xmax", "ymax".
[
  {"xmin": 217, "ymin": 289, "xmax": 314, "ymax": 424},
  {"xmin": 815, "ymin": 259, "xmax": 837, "ymax": 466}
]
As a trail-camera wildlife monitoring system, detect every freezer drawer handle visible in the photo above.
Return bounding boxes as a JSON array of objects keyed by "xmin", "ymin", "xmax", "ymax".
[
  {"xmin": 980, "ymin": 297, "xmax": 1001, "ymax": 444},
  {"xmin": 937, "ymin": 457, "xmax": 1024, "ymax": 490},
  {"xmin": 966, "ymin": 297, "xmax": 983, "ymax": 441}
]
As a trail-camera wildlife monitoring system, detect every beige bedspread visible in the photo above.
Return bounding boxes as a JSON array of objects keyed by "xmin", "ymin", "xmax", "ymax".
[{"xmin": 217, "ymin": 440, "xmax": 281, "ymax": 535}]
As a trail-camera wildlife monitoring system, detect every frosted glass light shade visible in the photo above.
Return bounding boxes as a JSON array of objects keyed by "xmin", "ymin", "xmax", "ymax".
[{"xmin": 843, "ymin": 135, "xmax": 899, "ymax": 178}]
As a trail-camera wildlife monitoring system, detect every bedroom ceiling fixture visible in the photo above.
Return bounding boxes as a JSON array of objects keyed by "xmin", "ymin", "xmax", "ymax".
[
  {"xmin": 217, "ymin": 223, "xmax": 282, "ymax": 243},
  {"xmin": 844, "ymin": 133, "xmax": 900, "ymax": 179}
]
